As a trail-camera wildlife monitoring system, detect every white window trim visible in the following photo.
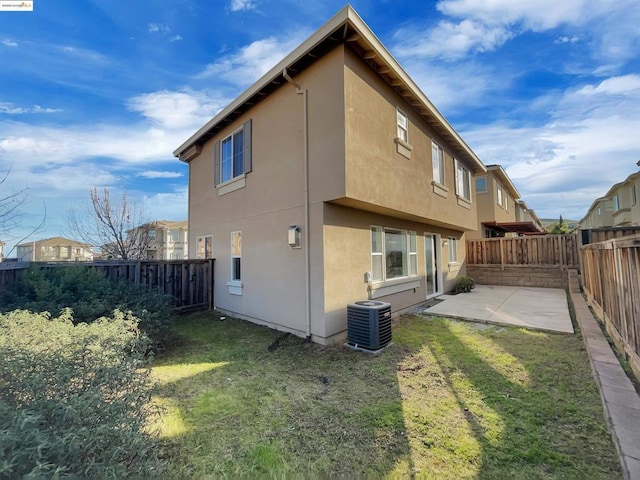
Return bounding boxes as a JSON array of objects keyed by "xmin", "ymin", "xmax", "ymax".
[
  {"xmin": 497, "ymin": 183, "xmax": 504, "ymax": 208},
  {"xmin": 220, "ymin": 126, "xmax": 244, "ymax": 184},
  {"xmin": 229, "ymin": 231, "xmax": 243, "ymax": 296},
  {"xmin": 448, "ymin": 236, "xmax": 458, "ymax": 265},
  {"xmin": 454, "ymin": 159, "xmax": 472, "ymax": 205},
  {"xmin": 195, "ymin": 235, "xmax": 212, "ymax": 260},
  {"xmin": 432, "ymin": 141, "xmax": 445, "ymax": 186},
  {"xmin": 396, "ymin": 109, "xmax": 408, "ymax": 143},
  {"xmin": 370, "ymin": 226, "xmax": 419, "ymax": 284},
  {"xmin": 475, "ymin": 176, "xmax": 488, "ymax": 194}
]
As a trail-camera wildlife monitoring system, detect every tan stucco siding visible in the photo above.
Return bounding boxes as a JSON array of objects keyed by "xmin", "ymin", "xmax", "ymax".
[
  {"xmin": 343, "ymin": 48, "xmax": 478, "ymax": 231},
  {"xmin": 321, "ymin": 203, "xmax": 467, "ymax": 342},
  {"xmin": 187, "ymin": 46, "xmax": 347, "ymax": 340}
]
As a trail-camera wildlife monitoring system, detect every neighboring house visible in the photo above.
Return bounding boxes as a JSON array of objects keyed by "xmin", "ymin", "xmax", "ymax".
[
  {"xmin": 468, "ymin": 165, "xmax": 545, "ymax": 238},
  {"xmin": 145, "ymin": 220, "xmax": 189, "ymax": 260},
  {"xmin": 16, "ymin": 237, "xmax": 94, "ymax": 262},
  {"xmin": 579, "ymin": 168, "xmax": 640, "ymax": 229},
  {"xmin": 173, "ymin": 6, "xmax": 487, "ymax": 345},
  {"xmin": 0, "ymin": 240, "xmax": 4, "ymax": 262}
]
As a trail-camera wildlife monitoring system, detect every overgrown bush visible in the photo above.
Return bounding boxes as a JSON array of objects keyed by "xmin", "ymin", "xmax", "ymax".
[
  {"xmin": 454, "ymin": 275, "xmax": 476, "ymax": 293},
  {"xmin": 1, "ymin": 266, "xmax": 176, "ymax": 350},
  {"xmin": 0, "ymin": 309, "xmax": 163, "ymax": 478}
]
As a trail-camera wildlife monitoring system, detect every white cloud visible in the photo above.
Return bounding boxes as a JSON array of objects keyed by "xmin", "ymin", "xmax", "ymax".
[
  {"xmin": 137, "ymin": 170, "xmax": 183, "ymax": 179},
  {"xmin": 143, "ymin": 187, "xmax": 188, "ymax": 222},
  {"xmin": 169, "ymin": 35, "xmax": 183, "ymax": 42},
  {"xmin": 148, "ymin": 23, "xmax": 171, "ymax": 33},
  {"xmin": 555, "ymin": 35, "xmax": 579, "ymax": 44},
  {"xmin": 127, "ymin": 90, "xmax": 228, "ymax": 129},
  {"xmin": 436, "ymin": 0, "xmax": 592, "ymax": 29},
  {"xmin": 1, "ymin": 39, "xmax": 17, "ymax": 47},
  {"xmin": 197, "ymin": 33, "xmax": 307, "ymax": 86},
  {"xmin": 230, "ymin": 0, "xmax": 258, "ymax": 12},
  {"xmin": 459, "ymin": 74, "xmax": 640, "ymax": 219},
  {"xmin": 0, "ymin": 103, "xmax": 61, "ymax": 114}
]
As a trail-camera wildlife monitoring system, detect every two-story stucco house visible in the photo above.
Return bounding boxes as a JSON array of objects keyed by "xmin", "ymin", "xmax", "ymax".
[
  {"xmin": 16, "ymin": 237, "xmax": 94, "ymax": 262},
  {"xmin": 580, "ymin": 167, "xmax": 640, "ymax": 229},
  {"xmin": 145, "ymin": 220, "xmax": 189, "ymax": 260},
  {"xmin": 174, "ymin": 6, "xmax": 487, "ymax": 344},
  {"xmin": 469, "ymin": 165, "xmax": 544, "ymax": 238}
]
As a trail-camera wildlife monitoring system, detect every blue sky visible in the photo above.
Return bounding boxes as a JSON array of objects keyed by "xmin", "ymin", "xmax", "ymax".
[{"xmin": 1, "ymin": 0, "xmax": 639, "ymax": 254}]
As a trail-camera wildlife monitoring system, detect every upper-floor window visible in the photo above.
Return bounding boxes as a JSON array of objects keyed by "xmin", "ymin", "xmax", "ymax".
[
  {"xmin": 614, "ymin": 194, "xmax": 620, "ymax": 211},
  {"xmin": 632, "ymin": 184, "xmax": 637, "ymax": 205},
  {"xmin": 214, "ymin": 120, "xmax": 252, "ymax": 187},
  {"xmin": 455, "ymin": 160, "xmax": 471, "ymax": 202},
  {"xmin": 432, "ymin": 142, "xmax": 445, "ymax": 185},
  {"xmin": 497, "ymin": 183, "xmax": 504, "ymax": 207},
  {"xmin": 596, "ymin": 206, "xmax": 601, "ymax": 216},
  {"xmin": 396, "ymin": 109, "xmax": 408, "ymax": 143},
  {"xmin": 475, "ymin": 176, "xmax": 487, "ymax": 193}
]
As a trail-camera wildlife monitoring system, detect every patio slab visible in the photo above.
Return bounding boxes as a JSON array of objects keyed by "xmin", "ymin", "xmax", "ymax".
[{"xmin": 423, "ymin": 285, "xmax": 574, "ymax": 333}]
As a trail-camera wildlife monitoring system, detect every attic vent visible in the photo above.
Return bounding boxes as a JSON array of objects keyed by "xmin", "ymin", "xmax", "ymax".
[{"xmin": 347, "ymin": 301, "xmax": 392, "ymax": 351}]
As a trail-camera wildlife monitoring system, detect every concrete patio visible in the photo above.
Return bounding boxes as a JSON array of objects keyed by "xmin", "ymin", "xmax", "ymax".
[{"xmin": 421, "ymin": 285, "xmax": 574, "ymax": 334}]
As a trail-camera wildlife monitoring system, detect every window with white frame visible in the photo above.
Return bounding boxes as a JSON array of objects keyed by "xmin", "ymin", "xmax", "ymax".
[
  {"xmin": 475, "ymin": 176, "xmax": 487, "ymax": 193},
  {"xmin": 230, "ymin": 231, "xmax": 242, "ymax": 282},
  {"xmin": 371, "ymin": 227, "xmax": 417, "ymax": 282},
  {"xmin": 455, "ymin": 160, "xmax": 471, "ymax": 201},
  {"xmin": 633, "ymin": 184, "xmax": 637, "ymax": 205},
  {"xmin": 504, "ymin": 195, "xmax": 509, "ymax": 211},
  {"xmin": 614, "ymin": 194, "xmax": 620, "ymax": 211},
  {"xmin": 396, "ymin": 109, "xmax": 408, "ymax": 143},
  {"xmin": 196, "ymin": 235, "xmax": 212, "ymax": 259},
  {"xmin": 497, "ymin": 183, "xmax": 504, "ymax": 207},
  {"xmin": 432, "ymin": 142, "xmax": 445, "ymax": 185},
  {"xmin": 214, "ymin": 120, "xmax": 252, "ymax": 186},
  {"xmin": 448, "ymin": 236, "xmax": 458, "ymax": 263}
]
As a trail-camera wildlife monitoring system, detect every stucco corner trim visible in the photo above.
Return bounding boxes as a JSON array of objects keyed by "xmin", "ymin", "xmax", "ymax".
[
  {"xmin": 394, "ymin": 137, "xmax": 413, "ymax": 159},
  {"xmin": 456, "ymin": 195, "xmax": 472, "ymax": 210},
  {"xmin": 432, "ymin": 181, "xmax": 449, "ymax": 198},
  {"xmin": 217, "ymin": 175, "xmax": 246, "ymax": 196},
  {"xmin": 370, "ymin": 278, "xmax": 420, "ymax": 299},
  {"xmin": 226, "ymin": 280, "xmax": 243, "ymax": 296}
]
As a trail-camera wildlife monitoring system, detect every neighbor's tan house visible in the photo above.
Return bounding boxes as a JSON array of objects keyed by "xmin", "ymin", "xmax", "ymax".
[
  {"xmin": 144, "ymin": 220, "xmax": 189, "ymax": 260},
  {"xmin": 16, "ymin": 237, "xmax": 94, "ymax": 262},
  {"xmin": 468, "ymin": 164, "xmax": 544, "ymax": 239},
  {"xmin": 174, "ymin": 6, "xmax": 487, "ymax": 344},
  {"xmin": 580, "ymin": 167, "xmax": 640, "ymax": 229}
]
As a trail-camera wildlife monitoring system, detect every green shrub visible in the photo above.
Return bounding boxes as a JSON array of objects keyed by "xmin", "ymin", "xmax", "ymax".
[
  {"xmin": 1, "ymin": 266, "xmax": 176, "ymax": 350},
  {"xmin": 455, "ymin": 275, "xmax": 476, "ymax": 293},
  {"xmin": 0, "ymin": 309, "xmax": 163, "ymax": 478}
]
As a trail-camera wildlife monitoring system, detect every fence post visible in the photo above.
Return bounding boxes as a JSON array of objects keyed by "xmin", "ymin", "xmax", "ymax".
[{"xmin": 500, "ymin": 238, "xmax": 504, "ymax": 271}]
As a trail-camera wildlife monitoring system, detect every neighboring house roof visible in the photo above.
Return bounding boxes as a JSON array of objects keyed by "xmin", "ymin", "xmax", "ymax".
[
  {"xmin": 152, "ymin": 220, "xmax": 188, "ymax": 229},
  {"xmin": 16, "ymin": 236, "xmax": 92, "ymax": 248},
  {"xmin": 485, "ymin": 165, "xmax": 520, "ymax": 199},
  {"xmin": 173, "ymin": 5, "xmax": 486, "ymax": 174},
  {"xmin": 579, "ymin": 169, "xmax": 640, "ymax": 225}
]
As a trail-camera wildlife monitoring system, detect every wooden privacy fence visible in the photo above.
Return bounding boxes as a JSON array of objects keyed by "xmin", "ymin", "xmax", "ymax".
[
  {"xmin": 467, "ymin": 235, "xmax": 579, "ymax": 268},
  {"xmin": 581, "ymin": 234, "xmax": 640, "ymax": 377},
  {"xmin": 0, "ymin": 259, "xmax": 215, "ymax": 312}
]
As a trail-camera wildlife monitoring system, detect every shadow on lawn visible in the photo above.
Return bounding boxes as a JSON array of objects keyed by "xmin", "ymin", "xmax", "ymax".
[
  {"xmin": 151, "ymin": 313, "xmax": 621, "ymax": 478},
  {"xmin": 415, "ymin": 318, "xmax": 621, "ymax": 479},
  {"xmin": 151, "ymin": 313, "xmax": 415, "ymax": 478}
]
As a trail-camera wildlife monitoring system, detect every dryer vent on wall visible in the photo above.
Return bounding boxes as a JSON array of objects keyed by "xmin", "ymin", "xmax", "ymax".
[{"xmin": 347, "ymin": 301, "xmax": 392, "ymax": 351}]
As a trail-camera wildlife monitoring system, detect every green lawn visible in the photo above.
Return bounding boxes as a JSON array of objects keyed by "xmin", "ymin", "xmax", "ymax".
[{"xmin": 151, "ymin": 313, "xmax": 621, "ymax": 479}]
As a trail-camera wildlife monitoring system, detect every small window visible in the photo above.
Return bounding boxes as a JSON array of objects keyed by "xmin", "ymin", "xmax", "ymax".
[
  {"xmin": 396, "ymin": 109, "xmax": 408, "ymax": 143},
  {"xmin": 371, "ymin": 226, "xmax": 383, "ymax": 282},
  {"xmin": 432, "ymin": 142, "xmax": 445, "ymax": 185},
  {"xmin": 448, "ymin": 237, "xmax": 458, "ymax": 263},
  {"xmin": 409, "ymin": 231, "xmax": 417, "ymax": 276},
  {"xmin": 230, "ymin": 231, "xmax": 242, "ymax": 281},
  {"xmin": 475, "ymin": 176, "xmax": 487, "ymax": 193},
  {"xmin": 196, "ymin": 235, "xmax": 213, "ymax": 259},
  {"xmin": 214, "ymin": 120, "xmax": 252, "ymax": 187},
  {"xmin": 633, "ymin": 185, "xmax": 637, "ymax": 206},
  {"xmin": 455, "ymin": 160, "xmax": 471, "ymax": 201},
  {"xmin": 614, "ymin": 194, "xmax": 620, "ymax": 211},
  {"xmin": 497, "ymin": 183, "xmax": 504, "ymax": 207}
]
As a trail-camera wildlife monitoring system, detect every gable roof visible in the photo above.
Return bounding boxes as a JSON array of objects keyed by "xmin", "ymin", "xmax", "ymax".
[
  {"xmin": 16, "ymin": 236, "xmax": 91, "ymax": 248},
  {"xmin": 173, "ymin": 5, "xmax": 486, "ymax": 174},
  {"xmin": 485, "ymin": 165, "xmax": 520, "ymax": 199}
]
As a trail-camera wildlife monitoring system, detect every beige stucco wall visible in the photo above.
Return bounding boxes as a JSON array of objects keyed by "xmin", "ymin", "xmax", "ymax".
[
  {"xmin": 321, "ymin": 203, "xmax": 467, "ymax": 342},
  {"xmin": 468, "ymin": 172, "xmax": 517, "ymax": 239},
  {"xmin": 342, "ymin": 48, "xmax": 478, "ymax": 232},
  {"xmin": 187, "ymin": 46, "xmax": 346, "ymax": 340}
]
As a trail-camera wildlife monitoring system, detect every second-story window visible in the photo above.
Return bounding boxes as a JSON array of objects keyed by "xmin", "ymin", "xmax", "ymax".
[
  {"xmin": 497, "ymin": 183, "xmax": 504, "ymax": 207},
  {"xmin": 432, "ymin": 142, "xmax": 445, "ymax": 185},
  {"xmin": 455, "ymin": 160, "xmax": 471, "ymax": 202},
  {"xmin": 396, "ymin": 109, "xmax": 408, "ymax": 143},
  {"xmin": 221, "ymin": 128, "xmax": 244, "ymax": 183},
  {"xmin": 475, "ymin": 176, "xmax": 487, "ymax": 193}
]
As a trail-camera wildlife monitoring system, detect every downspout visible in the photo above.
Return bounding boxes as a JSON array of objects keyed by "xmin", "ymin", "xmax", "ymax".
[{"xmin": 283, "ymin": 68, "xmax": 312, "ymax": 342}]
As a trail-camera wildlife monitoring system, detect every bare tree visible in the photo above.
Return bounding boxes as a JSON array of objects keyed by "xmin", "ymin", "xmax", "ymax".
[
  {"xmin": 68, "ymin": 188, "xmax": 152, "ymax": 260},
  {"xmin": 0, "ymin": 167, "xmax": 29, "ymax": 237}
]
